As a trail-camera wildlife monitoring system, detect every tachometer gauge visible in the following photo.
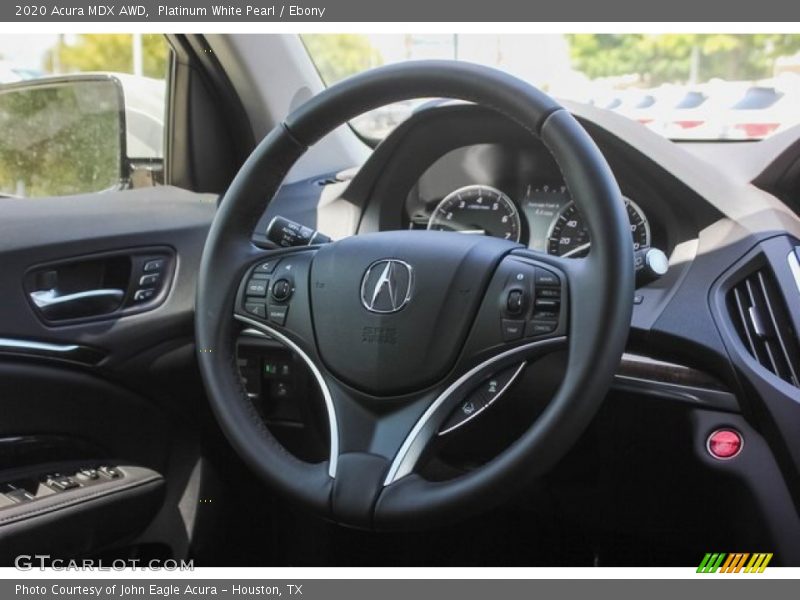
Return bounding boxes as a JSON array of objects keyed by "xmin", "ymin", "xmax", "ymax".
[
  {"xmin": 427, "ymin": 185, "xmax": 521, "ymax": 242},
  {"xmin": 547, "ymin": 198, "xmax": 650, "ymax": 258}
]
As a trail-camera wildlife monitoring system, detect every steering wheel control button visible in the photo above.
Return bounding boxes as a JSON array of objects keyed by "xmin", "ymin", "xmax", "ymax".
[
  {"xmin": 255, "ymin": 258, "xmax": 281, "ymax": 274},
  {"xmin": 268, "ymin": 305, "xmax": 289, "ymax": 326},
  {"xmin": 532, "ymin": 310, "xmax": 559, "ymax": 322},
  {"xmin": 707, "ymin": 429, "xmax": 743, "ymax": 460},
  {"xmin": 271, "ymin": 279, "xmax": 292, "ymax": 302},
  {"xmin": 537, "ymin": 287, "xmax": 560, "ymax": 299},
  {"xmin": 440, "ymin": 363, "xmax": 526, "ymax": 435},
  {"xmin": 495, "ymin": 261, "xmax": 561, "ymax": 343},
  {"xmin": 534, "ymin": 268, "xmax": 560, "ymax": 287},
  {"xmin": 245, "ymin": 302, "xmax": 267, "ymax": 319},
  {"xmin": 506, "ymin": 289, "xmax": 526, "ymax": 315},
  {"xmin": 143, "ymin": 259, "xmax": 165, "ymax": 273},
  {"xmin": 441, "ymin": 395, "xmax": 489, "ymax": 433},
  {"xmin": 526, "ymin": 320, "xmax": 558, "ymax": 336},
  {"xmin": 501, "ymin": 319, "xmax": 525, "ymax": 341},
  {"xmin": 534, "ymin": 298, "xmax": 559, "ymax": 311},
  {"xmin": 246, "ymin": 279, "xmax": 269, "ymax": 297}
]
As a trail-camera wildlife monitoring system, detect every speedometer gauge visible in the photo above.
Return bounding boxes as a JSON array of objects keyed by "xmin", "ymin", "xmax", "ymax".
[
  {"xmin": 428, "ymin": 185, "xmax": 521, "ymax": 243},
  {"xmin": 547, "ymin": 198, "xmax": 650, "ymax": 258}
]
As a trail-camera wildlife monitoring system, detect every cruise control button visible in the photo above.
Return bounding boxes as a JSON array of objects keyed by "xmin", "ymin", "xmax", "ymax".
[
  {"xmin": 526, "ymin": 320, "xmax": 557, "ymax": 336},
  {"xmin": 534, "ymin": 298, "xmax": 559, "ymax": 311},
  {"xmin": 532, "ymin": 310, "xmax": 559, "ymax": 320},
  {"xmin": 537, "ymin": 287, "xmax": 561, "ymax": 298},
  {"xmin": 246, "ymin": 279, "xmax": 268, "ymax": 297},
  {"xmin": 245, "ymin": 302, "xmax": 266, "ymax": 318},
  {"xmin": 501, "ymin": 319, "xmax": 525, "ymax": 341},
  {"xmin": 268, "ymin": 305, "xmax": 288, "ymax": 326},
  {"xmin": 535, "ymin": 268, "xmax": 560, "ymax": 287}
]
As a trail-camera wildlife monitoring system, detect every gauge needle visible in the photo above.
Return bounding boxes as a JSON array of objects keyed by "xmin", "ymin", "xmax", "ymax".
[
  {"xmin": 561, "ymin": 242, "xmax": 591, "ymax": 258},
  {"xmin": 457, "ymin": 229, "xmax": 487, "ymax": 235}
]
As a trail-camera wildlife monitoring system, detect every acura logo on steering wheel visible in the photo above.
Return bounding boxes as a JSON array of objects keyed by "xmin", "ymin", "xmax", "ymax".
[{"xmin": 360, "ymin": 259, "xmax": 414, "ymax": 314}]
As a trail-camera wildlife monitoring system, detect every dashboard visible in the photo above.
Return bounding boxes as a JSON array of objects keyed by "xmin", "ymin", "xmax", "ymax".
[{"xmin": 264, "ymin": 102, "xmax": 724, "ymax": 289}]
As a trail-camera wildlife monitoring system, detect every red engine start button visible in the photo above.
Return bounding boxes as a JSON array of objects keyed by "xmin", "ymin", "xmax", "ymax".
[{"xmin": 707, "ymin": 429, "xmax": 743, "ymax": 460}]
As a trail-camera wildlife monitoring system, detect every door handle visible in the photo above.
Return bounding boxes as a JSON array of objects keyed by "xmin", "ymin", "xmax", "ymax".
[
  {"xmin": 30, "ymin": 288, "xmax": 125, "ymax": 308},
  {"xmin": 30, "ymin": 288, "xmax": 125, "ymax": 320}
]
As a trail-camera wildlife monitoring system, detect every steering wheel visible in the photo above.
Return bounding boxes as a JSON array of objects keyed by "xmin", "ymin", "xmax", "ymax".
[{"xmin": 195, "ymin": 61, "xmax": 633, "ymax": 530}]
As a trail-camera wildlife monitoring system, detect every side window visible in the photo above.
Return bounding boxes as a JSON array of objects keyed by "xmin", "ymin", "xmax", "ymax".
[{"xmin": 0, "ymin": 34, "xmax": 169, "ymax": 198}]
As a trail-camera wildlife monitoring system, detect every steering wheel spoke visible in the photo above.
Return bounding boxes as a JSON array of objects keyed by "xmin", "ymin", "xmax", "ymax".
[
  {"xmin": 231, "ymin": 241, "xmax": 574, "ymax": 525},
  {"xmin": 233, "ymin": 248, "xmax": 317, "ymax": 336},
  {"xmin": 232, "ymin": 247, "xmax": 344, "ymax": 474}
]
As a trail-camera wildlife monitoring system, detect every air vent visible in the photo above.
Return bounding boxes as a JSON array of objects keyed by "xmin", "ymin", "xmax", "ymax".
[{"xmin": 728, "ymin": 268, "xmax": 800, "ymax": 387}]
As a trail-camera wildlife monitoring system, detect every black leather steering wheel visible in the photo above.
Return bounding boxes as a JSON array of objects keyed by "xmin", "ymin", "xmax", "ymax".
[{"xmin": 195, "ymin": 61, "xmax": 633, "ymax": 530}]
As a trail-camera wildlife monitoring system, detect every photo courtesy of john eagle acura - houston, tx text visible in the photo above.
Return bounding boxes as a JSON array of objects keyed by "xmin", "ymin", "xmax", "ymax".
[{"xmin": 0, "ymin": 31, "xmax": 798, "ymax": 569}]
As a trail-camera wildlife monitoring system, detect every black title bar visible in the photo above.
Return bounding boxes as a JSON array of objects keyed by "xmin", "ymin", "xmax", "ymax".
[{"xmin": 3, "ymin": 0, "xmax": 800, "ymax": 22}]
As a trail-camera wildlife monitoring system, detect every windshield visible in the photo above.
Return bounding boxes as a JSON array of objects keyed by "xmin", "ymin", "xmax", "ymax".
[{"xmin": 302, "ymin": 34, "xmax": 800, "ymax": 142}]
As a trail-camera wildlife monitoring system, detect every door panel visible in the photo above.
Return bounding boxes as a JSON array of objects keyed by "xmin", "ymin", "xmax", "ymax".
[
  {"xmin": 0, "ymin": 186, "xmax": 214, "ymax": 364},
  {"xmin": 0, "ymin": 186, "xmax": 215, "ymax": 560}
]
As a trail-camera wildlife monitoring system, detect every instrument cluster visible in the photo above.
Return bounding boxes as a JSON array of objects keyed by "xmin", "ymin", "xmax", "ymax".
[{"xmin": 412, "ymin": 180, "xmax": 651, "ymax": 259}]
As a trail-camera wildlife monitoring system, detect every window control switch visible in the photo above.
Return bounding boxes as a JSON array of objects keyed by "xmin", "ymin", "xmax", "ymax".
[
  {"xmin": 139, "ymin": 273, "xmax": 160, "ymax": 286},
  {"xmin": 5, "ymin": 488, "xmax": 35, "ymax": 503},
  {"xmin": 98, "ymin": 466, "xmax": 121, "ymax": 479},
  {"xmin": 46, "ymin": 475, "xmax": 80, "ymax": 491},
  {"xmin": 77, "ymin": 468, "xmax": 100, "ymax": 481},
  {"xmin": 134, "ymin": 288, "xmax": 156, "ymax": 302},
  {"xmin": 143, "ymin": 259, "xmax": 165, "ymax": 272}
]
